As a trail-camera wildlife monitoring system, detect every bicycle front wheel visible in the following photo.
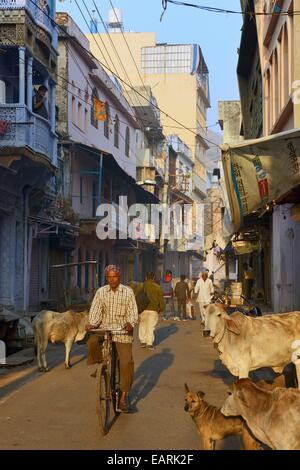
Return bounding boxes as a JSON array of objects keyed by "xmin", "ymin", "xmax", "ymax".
[
  {"xmin": 111, "ymin": 344, "xmax": 121, "ymax": 415},
  {"xmin": 96, "ymin": 364, "xmax": 111, "ymax": 435},
  {"xmin": 112, "ymin": 357, "xmax": 121, "ymax": 415}
]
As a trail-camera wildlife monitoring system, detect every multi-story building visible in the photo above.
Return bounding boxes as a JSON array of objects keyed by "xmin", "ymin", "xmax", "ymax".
[
  {"xmin": 86, "ymin": 10, "xmax": 210, "ymax": 215},
  {"xmin": 255, "ymin": 0, "xmax": 300, "ymax": 135},
  {"xmin": 237, "ymin": 0, "xmax": 263, "ymax": 139},
  {"xmin": 164, "ymin": 134, "xmax": 202, "ymax": 278},
  {"xmin": 225, "ymin": 0, "xmax": 300, "ymax": 311},
  {"xmin": 254, "ymin": 0, "xmax": 300, "ymax": 311},
  {"xmin": 54, "ymin": 13, "xmax": 160, "ymax": 305},
  {"xmin": 0, "ymin": 0, "xmax": 58, "ymax": 312}
]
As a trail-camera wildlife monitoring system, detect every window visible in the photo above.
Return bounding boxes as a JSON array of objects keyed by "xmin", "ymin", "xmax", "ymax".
[
  {"xmin": 141, "ymin": 44, "xmax": 192, "ymax": 74},
  {"xmin": 91, "ymin": 87, "xmax": 98, "ymax": 129},
  {"xmin": 125, "ymin": 126, "xmax": 130, "ymax": 157},
  {"xmin": 283, "ymin": 23, "xmax": 289, "ymax": 105},
  {"xmin": 114, "ymin": 114, "xmax": 119, "ymax": 148},
  {"xmin": 104, "ymin": 102, "xmax": 110, "ymax": 139}
]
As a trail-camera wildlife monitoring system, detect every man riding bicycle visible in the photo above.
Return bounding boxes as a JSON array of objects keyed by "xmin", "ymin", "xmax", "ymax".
[{"xmin": 85, "ymin": 265, "xmax": 138, "ymax": 413}]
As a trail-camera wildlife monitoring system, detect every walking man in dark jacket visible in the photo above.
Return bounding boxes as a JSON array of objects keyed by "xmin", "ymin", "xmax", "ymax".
[
  {"xmin": 174, "ymin": 274, "xmax": 190, "ymax": 321},
  {"xmin": 160, "ymin": 270, "xmax": 175, "ymax": 320},
  {"xmin": 138, "ymin": 272, "xmax": 165, "ymax": 351}
]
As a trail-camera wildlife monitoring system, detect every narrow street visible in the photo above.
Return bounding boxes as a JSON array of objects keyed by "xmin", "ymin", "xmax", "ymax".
[{"xmin": 0, "ymin": 318, "xmax": 243, "ymax": 450}]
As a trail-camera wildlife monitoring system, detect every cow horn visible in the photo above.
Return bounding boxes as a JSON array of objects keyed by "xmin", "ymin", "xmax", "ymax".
[{"xmin": 184, "ymin": 383, "xmax": 190, "ymax": 393}]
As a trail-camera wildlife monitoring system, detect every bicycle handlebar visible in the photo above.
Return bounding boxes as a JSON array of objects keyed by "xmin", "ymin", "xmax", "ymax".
[{"xmin": 89, "ymin": 327, "xmax": 127, "ymax": 334}]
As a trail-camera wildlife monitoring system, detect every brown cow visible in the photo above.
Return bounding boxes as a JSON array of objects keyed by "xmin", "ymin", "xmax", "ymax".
[{"xmin": 221, "ymin": 378, "xmax": 300, "ymax": 450}]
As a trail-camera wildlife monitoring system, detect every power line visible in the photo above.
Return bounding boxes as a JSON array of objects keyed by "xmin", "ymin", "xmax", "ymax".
[
  {"xmin": 90, "ymin": 0, "xmax": 149, "ymax": 128},
  {"xmin": 108, "ymin": 0, "xmax": 150, "ymax": 103},
  {"xmin": 27, "ymin": 0, "xmax": 220, "ymax": 150},
  {"xmin": 3, "ymin": 30, "xmax": 218, "ymax": 154},
  {"xmin": 162, "ymin": 0, "xmax": 300, "ymax": 16},
  {"xmin": 74, "ymin": 0, "xmax": 119, "ymax": 77},
  {"xmin": 91, "ymin": 0, "xmax": 210, "ymax": 143}
]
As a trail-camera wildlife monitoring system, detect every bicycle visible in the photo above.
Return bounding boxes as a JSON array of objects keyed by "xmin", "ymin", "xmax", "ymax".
[{"xmin": 89, "ymin": 328, "xmax": 124, "ymax": 435}]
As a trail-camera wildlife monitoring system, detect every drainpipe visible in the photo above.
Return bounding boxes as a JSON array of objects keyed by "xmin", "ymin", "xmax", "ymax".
[{"xmin": 98, "ymin": 153, "xmax": 103, "ymax": 206}]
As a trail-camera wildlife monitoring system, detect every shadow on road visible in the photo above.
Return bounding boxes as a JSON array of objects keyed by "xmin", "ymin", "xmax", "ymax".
[
  {"xmin": 130, "ymin": 348, "xmax": 174, "ymax": 409},
  {"xmin": 197, "ymin": 360, "xmax": 236, "ymax": 386},
  {"xmin": 201, "ymin": 360, "xmax": 298, "ymax": 388},
  {"xmin": 155, "ymin": 324, "xmax": 178, "ymax": 346},
  {"xmin": 0, "ymin": 344, "xmax": 87, "ymax": 401}
]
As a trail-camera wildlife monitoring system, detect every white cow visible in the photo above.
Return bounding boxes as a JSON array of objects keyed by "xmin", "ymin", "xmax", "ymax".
[
  {"xmin": 203, "ymin": 304, "xmax": 300, "ymax": 380},
  {"xmin": 32, "ymin": 309, "xmax": 89, "ymax": 372}
]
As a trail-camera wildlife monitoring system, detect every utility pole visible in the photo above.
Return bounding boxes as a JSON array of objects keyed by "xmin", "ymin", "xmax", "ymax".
[{"xmin": 158, "ymin": 143, "xmax": 170, "ymax": 275}]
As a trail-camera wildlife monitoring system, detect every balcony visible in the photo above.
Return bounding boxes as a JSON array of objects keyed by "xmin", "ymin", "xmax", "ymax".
[
  {"xmin": 193, "ymin": 173, "xmax": 207, "ymax": 196},
  {"xmin": 169, "ymin": 135, "xmax": 192, "ymax": 161},
  {"xmin": 137, "ymin": 148, "xmax": 155, "ymax": 168},
  {"xmin": 0, "ymin": 0, "xmax": 58, "ymax": 48},
  {"xmin": 137, "ymin": 148, "xmax": 165, "ymax": 182},
  {"xmin": 0, "ymin": 104, "xmax": 57, "ymax": 165}
]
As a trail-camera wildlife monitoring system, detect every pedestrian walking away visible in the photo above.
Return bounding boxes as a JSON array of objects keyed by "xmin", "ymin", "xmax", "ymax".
[
  {"xmin": 243, "ymin": 262, "xmax": 254, "ymax": 300},
  {"xmin": 174, "ymin": 274, "xmax": 190, "ymax": 321},
  {"xmin": 194, "ymin": 270, "xmax": 214, "ymax": 324},
  {"xmin": 138, "ymin": 272, "xmax": 165, "ymax": 351},
  {"xmin": 160, "ymin": 270, "xmax": 175, "ymax": 320},
  {"xmin": 85, "ymin": 265, "xmax": 138, "ymax": 413}
]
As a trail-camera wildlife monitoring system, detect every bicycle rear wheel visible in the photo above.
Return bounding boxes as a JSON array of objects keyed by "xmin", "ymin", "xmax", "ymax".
[{"xmin": 96, "ymin": 364, "xmax": 111, "ymax": 435}]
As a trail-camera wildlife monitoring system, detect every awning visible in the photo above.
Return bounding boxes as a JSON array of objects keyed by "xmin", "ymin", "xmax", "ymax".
[
  {"xmin": 222, "ymin": 128, "xmax": 300, "ymax": 231},
  {"xmin": 61, "ymin": 142, "xmax": 160, "ymax": 204}
]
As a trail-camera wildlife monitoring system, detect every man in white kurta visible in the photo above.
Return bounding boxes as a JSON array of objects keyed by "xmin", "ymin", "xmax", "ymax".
[{"xmin": 194, "ymin": 271, "xmax": 214, "ymax": 324}]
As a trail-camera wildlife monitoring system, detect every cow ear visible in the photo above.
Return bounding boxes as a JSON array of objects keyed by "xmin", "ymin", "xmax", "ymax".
[
  {"xmin": 197, "ymin": 391, "xmax": 205, "ymax": 399},
  {"xmin": 237, "ymin": 389, "xmax": 248, "ymax": 406},
  {"xmin": 225, "ymin": 318, "xmax": 240, "ymax": 335}
]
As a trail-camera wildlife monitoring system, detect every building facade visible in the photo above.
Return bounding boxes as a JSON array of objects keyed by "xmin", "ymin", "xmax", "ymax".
[
  {"xmin": 86, "ymin": 13, "xmax": 210, "ymax": 238},
  {"xmin": 0, "ymin": 0, "xmax": 58, "ymax": 312},
  {"xmin": 55, "ymin": 13, "xmax": 161, "ymax": 306},
  {"xmin": 230, "ymin": 0, "xmax": 300, "ymax": 311}
]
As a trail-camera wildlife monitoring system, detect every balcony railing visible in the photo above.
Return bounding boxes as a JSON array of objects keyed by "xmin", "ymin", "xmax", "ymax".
[
  {"xmin": 0, "ymin": 104, "xmax": 57, "ymax": 166},
  {"xmin": 193, "ymin": 173, "xmax": 207, "ymax": 195},
  {"xmin": 0, "ymin": 0, "xmax": 58, "ymax": 48}
]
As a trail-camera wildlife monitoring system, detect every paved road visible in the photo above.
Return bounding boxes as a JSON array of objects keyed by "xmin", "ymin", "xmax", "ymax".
[{"xmin": 0, "ymin": 318, "xmax": 247, "ymax": 450}]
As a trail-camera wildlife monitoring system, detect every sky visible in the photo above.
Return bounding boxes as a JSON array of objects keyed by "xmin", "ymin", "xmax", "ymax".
[{"xmin": 56, "ymin": 0, "xmax": 243, "ymax": 134}]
